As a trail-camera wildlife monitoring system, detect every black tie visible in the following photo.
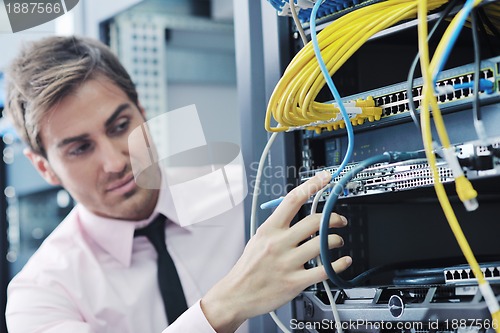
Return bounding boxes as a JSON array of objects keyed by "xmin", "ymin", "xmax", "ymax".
[{"xmin": 134, "ymin": 214, "xmax": 188, "ymax": 324}]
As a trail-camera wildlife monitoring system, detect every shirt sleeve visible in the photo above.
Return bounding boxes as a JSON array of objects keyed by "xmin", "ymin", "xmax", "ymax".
[
  {"xmin": 161, "ymin": 299, "xmax": 216, "ymax": 333},
  {"xmin": 6, "ymin": 278, "xmax": 94, "ymax": 333}
]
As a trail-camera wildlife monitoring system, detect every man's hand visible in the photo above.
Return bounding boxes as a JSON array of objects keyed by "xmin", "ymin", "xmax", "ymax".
[{"xmin": 201, "ymin": 170, "xmax": 352, "ymax": 332}]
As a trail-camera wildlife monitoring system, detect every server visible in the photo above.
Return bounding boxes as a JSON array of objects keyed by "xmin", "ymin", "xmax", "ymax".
[{"xmin": 254, "ymin": 0, "xmax": 500, "ymax": 331}]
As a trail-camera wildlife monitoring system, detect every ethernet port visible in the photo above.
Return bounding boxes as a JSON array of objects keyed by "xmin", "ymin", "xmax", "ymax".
[
  {"xmin": 412, "ymin": 87, "xmax": 421, "ymax": 98},
  {"xmin": 456, "ymin": 87, "xmax": 466, "ymax": 99},
  {"xmin": 438, "ymin": 93, "xmax": 446, "ymax": 103},
  {"xmin": 484, "ymin": 68, "xmax": 494, "ymax": 80}
]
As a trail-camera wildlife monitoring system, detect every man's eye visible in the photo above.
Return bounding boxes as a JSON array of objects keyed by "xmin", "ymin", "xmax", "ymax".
[
  {"xmin": 69, "ymin": 142, "xmax": 92, "ymax": 156},
  {"xmin": 110, "ymin": 118, "xmax": 130, "ymax": 136}
]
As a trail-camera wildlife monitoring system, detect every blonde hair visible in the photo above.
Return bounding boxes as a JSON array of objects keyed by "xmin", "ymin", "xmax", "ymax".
[{"xmin": 4, "ymin": 36, "xmax": 138, "ymax": 156}]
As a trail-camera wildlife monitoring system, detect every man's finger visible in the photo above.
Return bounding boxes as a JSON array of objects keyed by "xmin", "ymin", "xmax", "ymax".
[
  {"xmin": 286, "ymin": 213, "xmax": 347, "ymax": 246},
  {"xmin": 267, "ymin": 170, "xmax": 331, "ymax": 228},
  {"xmin": 291, "ymin": 234, "xmax": 344, "ymax": 265},
  {"xmin": 297, "ymin": 256, "xmax": 353, "ymax": 288}
]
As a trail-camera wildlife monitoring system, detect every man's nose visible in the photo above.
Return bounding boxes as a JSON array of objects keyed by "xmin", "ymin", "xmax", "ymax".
[{"xmin": 100, "ymin": 139, "xmax": 128, "ymax": 174}]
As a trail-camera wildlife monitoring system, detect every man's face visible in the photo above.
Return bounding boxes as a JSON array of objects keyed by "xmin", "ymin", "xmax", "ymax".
[{"xmin": 27, "ymin": 76, "xmax": 159, "ymax": 220}]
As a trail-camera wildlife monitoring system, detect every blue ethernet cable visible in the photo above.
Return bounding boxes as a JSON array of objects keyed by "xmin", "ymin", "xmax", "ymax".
[
  {"xmin": 432, "ymin": 0, "xmax": 476, "ymax": 85},
  {"xmin": 260, "ymin": 196, "xmax": 285, "ymax": 210},
  {"xmin": 310, "ymin": 0, "xmax": 354, "ymax": 181},
  {"xmin": 435, "ymin": 78, "xmax": 495, "ymax": 96},
  {"xmin": 454, "ymin": 79, "xmax": 494, "ymax": 94}
]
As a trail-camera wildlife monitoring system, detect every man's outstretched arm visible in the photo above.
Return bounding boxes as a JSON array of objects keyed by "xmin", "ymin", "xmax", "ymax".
[{"xmin": 200, "ymin": 170, "xmax": 352, "ymax": 333}]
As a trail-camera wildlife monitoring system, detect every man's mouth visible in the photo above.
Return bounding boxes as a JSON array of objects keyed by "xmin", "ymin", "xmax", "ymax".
[{"xmin": 105, "ymin": 175, "xmax": 136, "ymax": 194}]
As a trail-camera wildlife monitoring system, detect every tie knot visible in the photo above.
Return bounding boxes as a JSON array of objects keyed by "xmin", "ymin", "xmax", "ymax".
[{"xmin": 134, "ymin": 214, "xmax": 166, "ymax": 251}]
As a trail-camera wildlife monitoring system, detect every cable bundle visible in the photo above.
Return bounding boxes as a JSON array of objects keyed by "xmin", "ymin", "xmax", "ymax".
[
  {"xmin": 416, "ymin": 0, "xmax": 500, "ymax": 329},
  {"xmin": 265, "ymin": 0, "xmax": 448, "ymax": 133}
]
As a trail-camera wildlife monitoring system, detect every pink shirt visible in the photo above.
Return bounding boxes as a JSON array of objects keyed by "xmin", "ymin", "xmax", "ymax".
[{"xmin": 6, "ymin": 185, "xmax": 248, "ymax": 333}]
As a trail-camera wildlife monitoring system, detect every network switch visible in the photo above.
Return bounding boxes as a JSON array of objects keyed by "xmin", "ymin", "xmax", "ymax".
[
  {"xmin": 283, "ymin": 56, "xmax": 499, "ymax": 133},
  {"xmin": 445, "ymin": 263, "xmax": 500, "ymax": 285},
  {"xmin": 336, "ymin": 56, "xmax": 500, "ymax": 131},
  {"xmin": 299, "ymin": 135, "xmax": 500, "ymax": 202}
]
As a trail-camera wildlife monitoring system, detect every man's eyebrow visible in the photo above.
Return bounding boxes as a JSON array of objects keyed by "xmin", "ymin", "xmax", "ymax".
[
  {"xmin": 57, "ymin": 134, "xmax": 90, "ymax": 149},
  {"xmin": 56, "ymin": 103, "xmax": 132, "ymax": 149},
  {"xmin": 105, "ymin": 103, "xmax": 131, "ymax": 128}
]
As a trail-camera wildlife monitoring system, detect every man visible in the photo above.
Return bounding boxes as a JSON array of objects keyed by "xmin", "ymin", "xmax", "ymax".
[{"xmin": 4, "ymin": 36, "xmax": 351, "ymax": 333}]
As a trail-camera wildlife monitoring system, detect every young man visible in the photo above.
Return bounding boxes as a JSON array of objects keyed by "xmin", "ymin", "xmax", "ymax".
[{"xmin": 4, "ymin": 36, "xmax": 352, "ymax": 333}]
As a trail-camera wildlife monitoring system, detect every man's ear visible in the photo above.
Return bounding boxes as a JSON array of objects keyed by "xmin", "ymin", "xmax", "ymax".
[{"xmin": 23, "ymin": 148, "xmax": 61, "ymax": 186}]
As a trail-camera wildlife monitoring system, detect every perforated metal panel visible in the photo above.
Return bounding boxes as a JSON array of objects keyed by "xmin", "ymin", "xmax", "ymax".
[
  {"xmin": 107, "ymin": 11, "xmax": 235, "ymax": 156},
  {"xmin": 110, "ymin": 13, "xmax": 167, "ymax": 120}
]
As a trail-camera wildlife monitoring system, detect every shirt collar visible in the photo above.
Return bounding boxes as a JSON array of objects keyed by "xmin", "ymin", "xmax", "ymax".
[
  {"xmin": 78, "ymin": 204, "xmax": 140, "ymax": 267},
  {"xmin": 78, "ymin": 174, "xmax": 191, "ymax": 267}
]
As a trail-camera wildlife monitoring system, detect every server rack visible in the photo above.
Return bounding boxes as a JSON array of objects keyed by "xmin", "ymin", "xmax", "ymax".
[{"xmin": 236, "ymin": 1, "xmax": 500, "ymax": 332}]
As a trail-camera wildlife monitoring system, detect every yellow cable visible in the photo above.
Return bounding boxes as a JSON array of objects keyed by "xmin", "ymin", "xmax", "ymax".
[
  {"xmin": 266, "ymin": 0, "xmax": 447, "ymax": 133},
  {"xmin": 269, "ymin": 0, "xmax": 443, "ymax": 130},
  {"xmin": 424, "ymin": 0, "xmax": 480, "ymax": 207},
  {"xmin": 417, "ymin": 0, "xmax": 500, "ymax": 329}
]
